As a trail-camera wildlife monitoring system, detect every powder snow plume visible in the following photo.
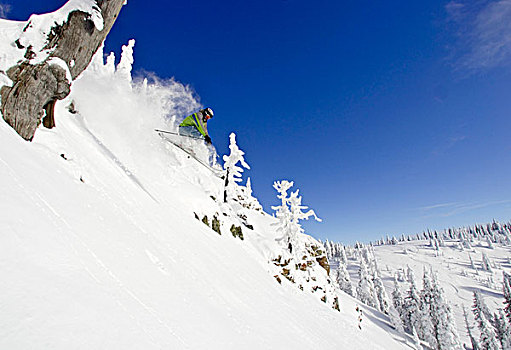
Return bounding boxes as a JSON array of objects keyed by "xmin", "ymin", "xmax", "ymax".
[{"xmin": 67, "ymin": 40, "xmax": 207, "ymax": 174}]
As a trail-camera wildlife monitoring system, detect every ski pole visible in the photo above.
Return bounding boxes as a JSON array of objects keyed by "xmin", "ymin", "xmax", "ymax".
[{"xmin": 155, "ymin": 129, "xmax": 204, "ymax": 140}]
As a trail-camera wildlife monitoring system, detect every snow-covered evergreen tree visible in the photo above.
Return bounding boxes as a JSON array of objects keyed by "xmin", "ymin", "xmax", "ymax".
[
  {"xmin": 360, "ymin": 245, "xmax": 372, "ymax": 264},
  {"xmin": 478, "ymin": 311, "xmax": 501, "ymax": 350},
  {"xmin": 473, "ymin": 291, "xmax": 494, "ymax": 328},
  {"xmin": 407, "ymin": 265, "xmax": 415, "ymax": 284},
  {"xmin": 271, "ymin": 180, "xmax": 321, "ymax": 254},
  {"xmin": 402, "ymin": 271, "xmax": 422, "ymax": 335},
  {"xmin": 419, "ymin": 270, "xmax": 438, "ymax": 348},
  {"xmin": 481, "ymin": 252, "xmax": 493, "ymax": 272},
  {"xmin": 464, "ymin": 305, "xmax": 480, "ymax": 350},
  {"xmin": 372, "ymin": 265, "xmax": 390, "ymax": 314},
  {"xmin": 336, "ymin": 259, "xmax": 354, "ymax": 296},
  {"xmin": 388, "ymin": 275, "xmax": 406, "ymax": 334},
  {"xmin": 222, "ymin": 133, "xmax": 250, "ymax": 203},
  {"xmin": 389, "ymin": 304, "xmax": 405, "ymax": 334},
  {"xmin": 493, "ymin": 309, "xmax": 510, "ymax": 350},
  {"xmin": 435, "ymin": 272, "xmax": 462, "ymax": 349},
  {"xmin": 462, "ymin": 235, "xmax": 473, "ymax": 249},
  {"xmin": 356, "ymin": 259, "xmax": 377, "ymax": 308},
  {"xmin": 237, "ymin": 177, "xmax": 263, "ymax": 211},
  {"xmin": 412, "ymin": 326, "xmax": 423, "ymax": 350},
  {"xmin": 486, "ymin": 235, "xmax": 495, "ymax": 249},
  {"xmin": 422, "ymin": 270, "xmax": 462, "ymax": 350},
  {"xmin": 271, "ymin": 181, "xmax": 293, "ymax": 247},
  {"xmin": 116, "ymin": 39, "xmax": 135, "ymax": 83},
  {"xmin": 391, "ymin": 277, "xmax": 404, "ymax": 317},
  {"xmin": 469, "ymin": 253, "xmax": 477, "ymax": 270},
  {"xmin": 339, "ymin": 245, "xmax": 348, "ymax": 264},
  {"xmin": 503, "ymin": 271, "xmax": 511, "ymax": 322}
]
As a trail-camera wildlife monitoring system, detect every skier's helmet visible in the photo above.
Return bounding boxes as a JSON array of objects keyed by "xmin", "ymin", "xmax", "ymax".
[{"xmin": 205, "ymin": 107, "xmax": 214, "ymax": 118}]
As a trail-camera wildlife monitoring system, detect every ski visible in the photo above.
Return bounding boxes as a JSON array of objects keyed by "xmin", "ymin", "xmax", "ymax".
[
  {"xmin": 156, "ymin": 130, "xmax": 225, "ymax": 178},
  {"xmin": 155, "ymin": 129, "xmax": 204, "ymax": 140}
]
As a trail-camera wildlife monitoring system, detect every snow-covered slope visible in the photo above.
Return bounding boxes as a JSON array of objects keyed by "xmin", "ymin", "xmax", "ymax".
[
  {"xmin": 374, "ymin": 238, "xmax": 510, "ymax": 346},
  {"xmin": 0, "ymin": 9, "xmax": 409, "ymax": 348},
  {"xmin": 327, "ymin": 229, "xmax": 511, "ymax": 348}
]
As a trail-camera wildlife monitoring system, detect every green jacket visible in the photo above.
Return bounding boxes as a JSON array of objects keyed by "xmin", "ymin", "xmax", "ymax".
[{"xmin": 179, "ymin": 111, "xmax": 208, "ymax": 137}]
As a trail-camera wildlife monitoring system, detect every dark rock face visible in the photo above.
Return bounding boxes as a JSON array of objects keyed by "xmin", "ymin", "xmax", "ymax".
[{"xmin": 1, "ymin": 0, "xmax": 124, "ymax": 141}]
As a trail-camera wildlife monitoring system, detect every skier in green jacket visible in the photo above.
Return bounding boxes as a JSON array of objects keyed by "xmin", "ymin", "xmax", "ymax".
[{"xmin": 179, "ymin": 108, "xmax": 214, "ymax": 144}]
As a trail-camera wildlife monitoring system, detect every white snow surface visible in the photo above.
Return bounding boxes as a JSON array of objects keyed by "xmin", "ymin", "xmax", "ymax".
[
  {"xmin": 0, "ymin": 40, "xmax": 409, "ymax": 349},
  {"xmin": 338, "ymin": 238, "xmax": 511, "ymax": 347},
  {"xmin": 377, "ymin": 240, "xmax": 510, "ymax": 346}
]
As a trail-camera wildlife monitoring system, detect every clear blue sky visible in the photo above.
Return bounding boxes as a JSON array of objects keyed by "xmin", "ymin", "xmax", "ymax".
[{"xmin": 5, "ymin": 0, "xmax": 511, "ymax": 244}]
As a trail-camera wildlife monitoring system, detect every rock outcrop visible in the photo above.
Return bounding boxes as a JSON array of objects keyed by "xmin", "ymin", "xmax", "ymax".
[{"xmin": 1, "ymin": 0, "xmax": 124, "ymax": 141}]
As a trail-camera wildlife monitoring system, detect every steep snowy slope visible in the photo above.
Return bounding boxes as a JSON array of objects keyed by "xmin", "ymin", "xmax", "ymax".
[{"xmin": 0, "ymin": 11, "xmax": 409, "ymax": 348}]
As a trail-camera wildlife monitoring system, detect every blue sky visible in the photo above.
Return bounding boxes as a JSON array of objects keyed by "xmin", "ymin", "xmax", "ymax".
[{"xmin": 4, "ymin": 0, "xmax": 511, "ymax": 244}]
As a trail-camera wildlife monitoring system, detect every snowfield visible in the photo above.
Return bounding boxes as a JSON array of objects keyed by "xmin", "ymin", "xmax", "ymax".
[
  {"xmin": 326, "ymin": 231, "xmax": 511, "ymax": 349},
  {"xmin": 0, "ymin": 7, "xmax": 409, "ymax": 348},
  {"xmin": 373, "ymin": 238, "xmax": 511, "ymax": 346}
]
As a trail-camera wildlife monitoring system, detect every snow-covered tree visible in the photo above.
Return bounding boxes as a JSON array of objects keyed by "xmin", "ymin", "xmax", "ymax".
[
  {"xmin": 372, "ymin": 265, "xmax": 390, "ymax": 314},
  {"xmin": 361, "ymin": 245, "xmax": 372, "ymax": 264},
  {"xmin": 435, "ymin": 273, "xmax": 462, "ymax": 350},
  {"xmin": 391, "ymin": 277, "xmax": 404, "ymax": 317},
  {"xmin": 402, "ymin": 271, "xmax": 422, "ymax": 335},
  {"xmin": 438, "ymin": 235, "xmax": 445, "ymax": 247},
  {"xmin": 422, "ymin": 270, "xmax": 462, "ymax": 350},
  {"xmin": 339, "ymin": 245, "xmax": 348, "ymax": 264},
  {"xmin": 481, "ymin": 252, "xmax": 493, "ymax": 272},
  {"xmin": 237, "ymin": 177, "xmax": 263, "ymax": 211},
  {"xmin": 356, "ymin": 259, "xmax": 377, "ymax": 308},
  {"xmin": 473, "ymin": 291, "xmax": 493, "ymax": 328},
  {"xmin": 462, "ymin": 236, "xmax": 473, "ymax": 249},
  {"xmin": 407, "ymin": 265, "xmax": 416, "ymax": 284},
  {"xmin": 494, "ymin": 309, "xmax": 510, "ymax": 350},
  {"xmin": 503, "ymin": 271, "xmax": 511, "ymax": 322},
  {"xmin": 478, "ymin": 311, "xmax": 501, "ymax": 350},
  {"xmin": 272, "ymin": 181, "xmax": 294, "ymax": 249},
  {"xmin": 271, "ymin": 180, "xmax": 321, "ymax": 254},
  {"xmin": 464, "ymin": 305, "xmax": 480, "ymax": 350},
  {"xmin": 336, "ymin": 259, "xmax": 354, "ymax": 296},
  {"xmin": 412, "ymin": 326, "xmax": 423, "ymax": 350},
  {"xmin": 222, "ymin": 133, "xmax": 250, "ymax": 203},
  {"xmin": 486, "ymin": 235, "xmax": 495, "ymax": 249},
  {"xmin": 116, "ymin": 39, "xmax": 135, "ymax": 83},
  {"xmin": 469, "ymin": 253, "xmax": 477, "ymax": 270},
  {"xmin": 389, "ymin": 304, "xmax": 405, "ymax": 334},
  {"xmin": 419, "ymin": 270, "xmax": 438, "ymax": 348},
  {"xmin": 389, "ymin": 277, "xmax": 405, "ymax": 333}
]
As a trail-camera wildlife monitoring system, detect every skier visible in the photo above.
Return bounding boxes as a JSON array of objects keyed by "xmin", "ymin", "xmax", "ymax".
[{"xmin": 179, "ymin": 108, "xmax": 214, "ymax": 144}]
